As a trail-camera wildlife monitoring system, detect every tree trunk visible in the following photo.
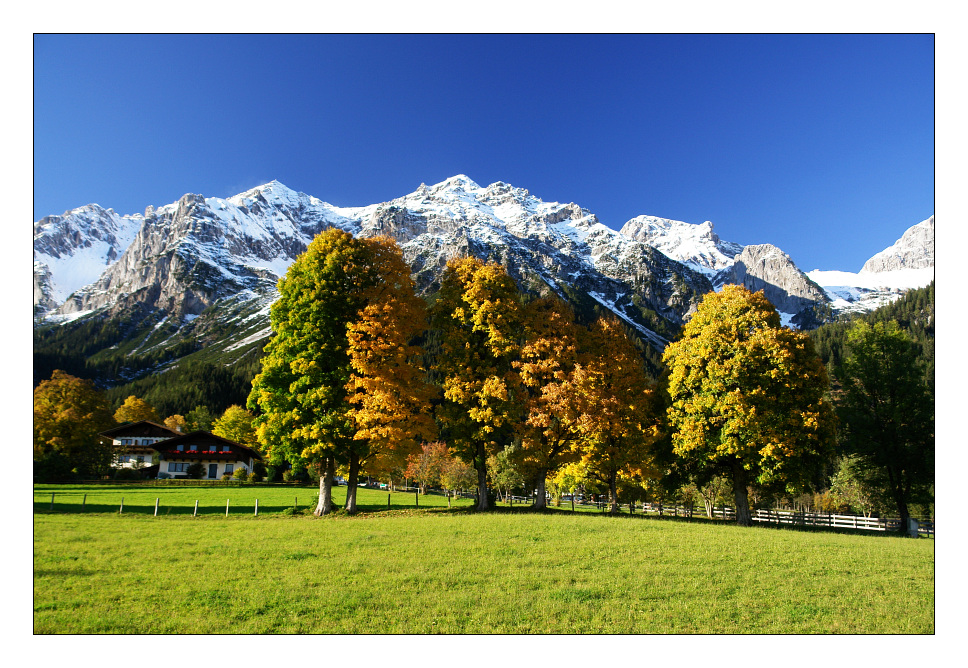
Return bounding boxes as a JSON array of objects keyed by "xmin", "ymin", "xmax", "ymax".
[
  {"xmin": 314, "ymin": 457, "xmax": 335, "ymax": 516},
  {"xmin": 533, "ymin": 469, "xmax": 548, "ymax": 509},
  {"xmin": 475, "ymin": 444, "xmax": 489, "ymax": 511},
  {"xmin": 345, "ymin": 452, "xmax": 360, "ymax": 514},
  {"xmin": 703, "ymin": 498, "xmax": 713, "ymax": 519},
  {"xmin": 608, "ymin": 470, "xmax": 619, "ymax": 515},
  {"xmin": 731, "ymin": 460, "xmax": 752, "ymax": 526}
]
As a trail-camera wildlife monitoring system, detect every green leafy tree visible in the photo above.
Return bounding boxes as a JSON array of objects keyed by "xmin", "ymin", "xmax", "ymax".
[
  {"xmin": 486, "ymin": 443, "xmax": 526, "ymax": 502},
  {"xmin": 212, "ymin": 405, "xmax": 258, "ymax": 449},
  {"xmin": 430, "ymin": 257, "xmax": 524, "ymax": 510},
  {"xmin": 185, "ymin": 405, "xmax": 214, "ymax": 432},
  {"xmin": 835, "ymin": 320, "xmax": 933, "ymax": 531},
  {"xmin": 113, "ymin": 395, "xmax": 160, "ymax": 424},
  {"xmin": 249, "ymin": 230, "xmax": 435, "ymax": 515},
  {"xmin": 662, "ymin": 285, "xmax": 836, "ymax": 526},
  {"xmin": 34, "ymin": 370, "xmax": 116, "ymax": 479},
  {"xmin": 248, "ymin": 228, "xmax": 370, "ymax": 515}
]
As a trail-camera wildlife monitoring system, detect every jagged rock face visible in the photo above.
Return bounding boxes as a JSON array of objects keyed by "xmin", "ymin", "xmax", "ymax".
[
  {"xmin": 33, "ymin": 204, "xmax": 143, "ymax": 316},
  {"xmin": 861, "ymin": 216, "xmax": 934, "ymax": 273},
  {"xmin": 620, "ymin": 216, "xmax": 743, "ymax": 276},
  {"xmin": 717, "ymin": 244, "xmax": 829, "ymax": 326},
  {"xmin": 34, "ymin": 175, "xmax": 713, "ymax": 351}
]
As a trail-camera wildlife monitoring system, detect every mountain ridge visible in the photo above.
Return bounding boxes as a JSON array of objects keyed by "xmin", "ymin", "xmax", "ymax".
[{"xmin": 33, "ymin": 176, "xmax": 934, "ymax": 392}]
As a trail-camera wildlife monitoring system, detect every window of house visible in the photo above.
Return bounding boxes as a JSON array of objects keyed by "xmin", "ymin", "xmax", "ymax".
[
  {"xmin": 222, "ymin": 446, "xmax": 230, "ymax": 452},
  {"xmin": 208, "ymin": 445, "xmax": 216, "ymax": 452},
  {"xmin": 121, "ymin": 439, "xmax": 130, "ymax": 446},
  {"xmin": 225, "ymin": 464, "xmax": 234, "ymax": 474},
  {"xmin": 177, "ymin": 445, "xmax": 184, "ymax": 452},
  {"xmin": 119, "ymin": 455, "xmax": 130, "ymax": 463},
  {"xmin": 167, "ymin": 462, "xmax": 190, "ymax": 473},
  {"xmin": 136, "ymin": 456, "xmax": 144, "ymax": 463}
]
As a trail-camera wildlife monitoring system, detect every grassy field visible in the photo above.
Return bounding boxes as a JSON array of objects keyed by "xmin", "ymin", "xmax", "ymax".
[{"xmin": 33, "ymin": 484, "xmax": 934, "ymax": 634}]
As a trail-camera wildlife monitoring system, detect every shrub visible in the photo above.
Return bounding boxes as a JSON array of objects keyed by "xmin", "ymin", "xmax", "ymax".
[
  {"xmin": 266, "ymin": 466, "xmax": 283, "ymax": 482},
  {"xmin": 248, "ymin": 471, "xmax": 263, "ymax": 483},
  {"xmin": 114, "ymin": 467, "xmax": 141, "ymax": 481},
  {"xmin": 232, "ymin": 466, "xmax": 248, "ymax": 481},
  {"xmin": 221, "ymin": 473, "xmax": 233, "ymax": 481},
  {"xmin": 186, "ymin": 463, "xmax": 204, "ymax": 479}
]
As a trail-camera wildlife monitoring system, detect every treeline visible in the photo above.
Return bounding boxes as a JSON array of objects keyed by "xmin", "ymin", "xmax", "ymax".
[
  {"xmin": 104, "ymin": 354, "xmax": 263, "ymax": 417},
  {"xmin": 33, "ymin": 231, "xmax": 934, "ymax": 531},
  {"xmin": 809, "ymin": 281, "xmax": 934, "ymax": 386}
]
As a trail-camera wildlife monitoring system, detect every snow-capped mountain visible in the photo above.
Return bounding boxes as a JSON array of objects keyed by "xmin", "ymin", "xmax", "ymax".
[
  {"xmin": 619, "ymin": 216, "xmax": 743, "ymax": 276},
  {"xmin": 807, "ymin": 216, "xmax": 935, "ymax": 314},
  {"xmin": 33, "ymin": 176, "xmax": 934, "ymax": 379}
]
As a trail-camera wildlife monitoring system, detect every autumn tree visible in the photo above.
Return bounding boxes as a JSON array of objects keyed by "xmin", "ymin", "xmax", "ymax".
[
  {"xmin": 835, "ymin": 320, "xmax": 933, "ymax": 532},
  {"xmin": 344, "ymin": 236, "xmax": 438, "ymax": 512},
  {"xmin": 114, "ymin": 395, "xmax": 160, "ymax": 424},
  {"xmin": 440, "ymin": 452, "xmax": 478, "ymax": 496},
  {"xmin": 430, "ymin": 257, "xmax": 524, "ymax": 510},
  {"xmin": 405, "ymin": 442, "xmax": 450, "ymax": 494},
  {"xmin": 249, "ymin": 230, "xmax": 435, "ymax": 514},
  {"xmin": 212, "ymin": 405, "xmax": 258, "ymax": 449},
  {"xmin": 663, "ymin": 285, "xmax": 836, "ymax": 526},
  {"xmin": 514, "ymin": 297, "xmax": 584, "ymax": 509},
  {"xmin": 34, "ymin": 370, "xmax": 116, "ymax": 479},
  {"xmin": 572, "ymin": 317, "xmax": 663, "ymax": 514},
  {"xmin": 164, "ymin": 414, "xmax": 187, "ymax": 434}
]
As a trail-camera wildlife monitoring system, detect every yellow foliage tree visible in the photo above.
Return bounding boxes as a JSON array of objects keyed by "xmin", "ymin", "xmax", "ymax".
[
  {"xmin": 662, "ymin": 285, "xmax": 836, "ymax": 526},
  {"xmin": 212, "ymin": 405, "xmax": 258, "ymax": 448},
  {"xmin": 430, "ymin": 257, "xmax": 524, "ymax": 510},
  {"xmin": 34, "ymin": 370, "xmax": 116, "ymax": 479},
  {"xmin": 572, "ymin": 317, "xmax": 663, "ymax": 514},
  {"xmin": 113, "ymin": 395, "xmax": 160, "ymax": 424}
]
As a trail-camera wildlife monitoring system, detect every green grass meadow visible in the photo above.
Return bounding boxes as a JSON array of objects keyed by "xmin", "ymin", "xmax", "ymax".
[{"xmin": 34, "ymin": 484, "xmax": 934, "ymax": 634}]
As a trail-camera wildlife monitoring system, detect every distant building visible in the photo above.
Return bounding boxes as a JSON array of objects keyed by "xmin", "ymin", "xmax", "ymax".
[{"xmin": 97, "ymin": 423, "xmax": 262, "ymax": 479}]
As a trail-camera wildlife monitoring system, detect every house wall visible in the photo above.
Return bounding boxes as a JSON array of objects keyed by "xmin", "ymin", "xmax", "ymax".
[
  {"xmin": 158, "ymin": 457, "xmax": 254, "ymax": 479},
  {"xmin": 112, "ymin": 437, "xmax": 166, "ymax": 469}
]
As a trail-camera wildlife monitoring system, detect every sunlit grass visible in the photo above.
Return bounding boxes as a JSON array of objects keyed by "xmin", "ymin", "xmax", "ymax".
[{"xmin": 34, "ymin": 484, "xmax": 933, "ymax": 634}]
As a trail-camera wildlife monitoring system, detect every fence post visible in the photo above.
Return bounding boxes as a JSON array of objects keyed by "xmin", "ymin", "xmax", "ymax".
[
  {"xmin": 226, "ymin": 499, "xmax": 230, "ymax": 517},
  {"xmin": 154, "ymin": 498, "xmax": 159, "ymax": 517},
  {"xmin": 119, "ymin": 497, "xmax": 124, "ymax": 514},
  {"xmin": 388, "ymin": 493, "xmax": 391, "ymax": 510},
  {"xmin": 82, "ymin": 493, "xmax": 86, "ymax": 511},
  {"xmin": 50, "ymin": 492, "xmax": 55, "ymax": 511},
  {"xmin": 255, "ymin": 499, "xmax": 259, "ymax": 516},
  {"xmin": 415, "ymin": 491, "xmax": 418, "ymax": 507},
  {"xmin": 193, "ymin": 500, "xmax": 198, "ymax": 517}
]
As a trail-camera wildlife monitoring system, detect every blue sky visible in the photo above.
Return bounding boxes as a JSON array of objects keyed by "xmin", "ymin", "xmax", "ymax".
[{"xmin": 33, "ymin": 34, "xmax": 934, "ymax": 272}]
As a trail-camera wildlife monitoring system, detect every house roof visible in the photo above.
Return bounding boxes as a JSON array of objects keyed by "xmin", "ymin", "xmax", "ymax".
[
  {"xmin": 99, "ymin": 421, "xmax": 182, "ymax": 439},
  {"xmin": 153, "ymin": 431, "xmax": 263, "ymax": 461}
]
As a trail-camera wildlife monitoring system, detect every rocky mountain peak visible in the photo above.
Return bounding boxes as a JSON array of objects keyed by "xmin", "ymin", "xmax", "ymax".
[{"xmin": 860, "ymin": 215, "xmax": 935, "ymax": 273}]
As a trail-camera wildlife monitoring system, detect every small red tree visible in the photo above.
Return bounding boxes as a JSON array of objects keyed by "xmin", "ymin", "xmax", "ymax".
[{"xmin": 405, "ymin": 442, "xmax": 450, "ymax": 494}]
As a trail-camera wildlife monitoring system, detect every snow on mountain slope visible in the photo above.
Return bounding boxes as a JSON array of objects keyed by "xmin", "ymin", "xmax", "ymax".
[
  {"xmin": 34, "ymin": 176, "xmax": 713, "ymax": 353},
  {"xmin": 807, "ymin": 216, "xmax": 935, "ymax": 314},
  {"xmin": 619, "ymin": 216, "xmax": 743, "ymax": 276},
  {"xmin": 33, "ymin": 204, "xmax": 144, "ymax": 314}
]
